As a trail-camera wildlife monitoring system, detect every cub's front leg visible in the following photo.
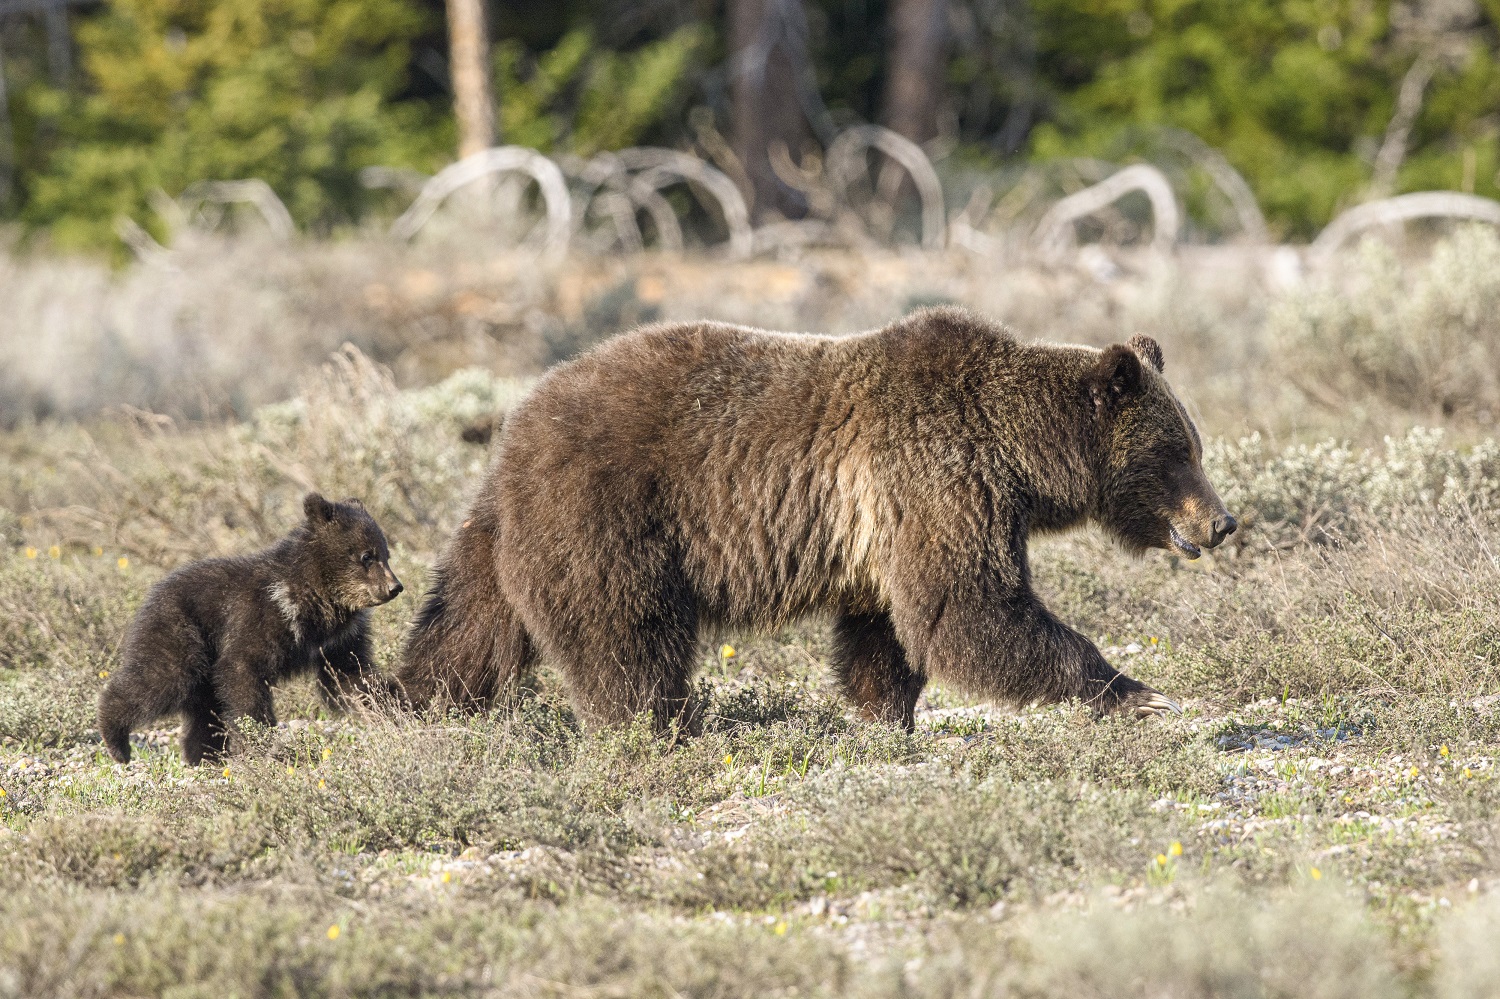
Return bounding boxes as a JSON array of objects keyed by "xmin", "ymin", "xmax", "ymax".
[
  {"xmin": 211, "ymin": 639, "xmax": 279, "ymax": 752},
  {"xmin": 316, "ymin": 615, "xmax": 380, "ymax": 709}
]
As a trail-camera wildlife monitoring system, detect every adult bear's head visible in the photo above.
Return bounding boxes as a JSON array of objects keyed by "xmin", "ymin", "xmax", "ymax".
[{"xmin": 1086, "ymin": 334, "xmax": 1236, "ymax": 559}]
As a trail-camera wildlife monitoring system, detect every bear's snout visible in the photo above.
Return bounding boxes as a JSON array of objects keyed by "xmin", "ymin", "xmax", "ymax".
[
  {"xmin": 1210, "ymin": 513, "xmax": 1238, "ymax": 547},
  {"xmin": 1168, "ymin": 506, "xmax": 1237, "ymax": 559},
  {"xmin": 380, "ymin": 567, "xmax": 404, "ymax": 602}
]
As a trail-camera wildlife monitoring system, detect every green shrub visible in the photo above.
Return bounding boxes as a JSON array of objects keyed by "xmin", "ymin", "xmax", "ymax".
[
  {"xmin": 1206, "ymin": 427, "xmax": 1500, "ymax": 548},
  {"xmin": 1270, "ymin": 226, "xmax": 1500, "ymax": 422}
]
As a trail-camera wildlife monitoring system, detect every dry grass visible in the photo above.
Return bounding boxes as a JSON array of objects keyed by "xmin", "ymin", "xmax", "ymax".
[
  {"xmin": 8, "ymin": 226, "xmax": 1492, "ymax": 445},
  {"xmin": 4, "ymin": 229, "xmax": 1500, "ymax": 995}
]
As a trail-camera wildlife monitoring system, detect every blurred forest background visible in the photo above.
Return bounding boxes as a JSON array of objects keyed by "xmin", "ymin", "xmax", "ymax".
[{"xmin": 0, "ymin": 0, "xmax": 1498, "ymax": 251}]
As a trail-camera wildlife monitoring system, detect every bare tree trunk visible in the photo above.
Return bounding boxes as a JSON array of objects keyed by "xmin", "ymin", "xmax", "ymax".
[
  {"xmin": 883, "ymin": 0, "xmax": 948, "ymax": 145},
  {"xmin": 44, "ymin": 1, "xmax": 71, "ymax": 86},
  {"xmin": 729, "ymin": 0, "xmax": 814, "ymax": 222},
  {"xmin": 446, "ymin": 0, "xmax": 495, "ymax": 159},
  {"xmin": 0, "ymin": 44, "xmax": 13, "ymax": 208}
]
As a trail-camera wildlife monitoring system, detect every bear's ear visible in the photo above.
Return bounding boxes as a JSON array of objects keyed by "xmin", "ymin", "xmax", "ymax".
[
  {"xmin": 1088, "ymin": 344, "xmax": 1144, "ymax": 414},
  {"xmin": 303, "ymin": 492, "xmax": 335, "ymax": 523},
  {"xmin": 1127, "ymin": 333, "xmax": 1164, "ymax": 372},
  {"xmin": 341, "ymin": 497, "xmax": 364, "ymax": 510}
]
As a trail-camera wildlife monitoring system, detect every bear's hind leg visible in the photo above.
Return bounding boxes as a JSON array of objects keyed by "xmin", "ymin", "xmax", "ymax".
[
  {"xmin": 833, "ymin": 611, "xmax": 926, "ymax": 732},
  {"xmin": 97, "ymin": 682, "xmax": 140, "ymax": 764},
  {"xmin": 98, "ymin": 657, "xmax": 197, "ymax": 763},
  {"xmin": 181, "ymin": 683, "xmax": 229, "ymax": 765},
  {"xmin": 398, "ymin": 517, "xmax": 538, "ymax": 712}
]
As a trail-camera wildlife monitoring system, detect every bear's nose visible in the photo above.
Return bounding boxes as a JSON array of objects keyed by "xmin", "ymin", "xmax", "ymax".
[
  {"xmin": 388, "ymin": 580, "xmax": 404, "ymax": 598},
  {"xmin": 1211, "ymin": 514, "xmax": 1238, "ymax": 546}
]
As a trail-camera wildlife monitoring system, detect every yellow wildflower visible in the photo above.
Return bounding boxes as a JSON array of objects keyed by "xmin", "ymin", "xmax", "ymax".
[
  {"xmin": 222, "ymin": 767, "xmax": 231, "ymax": 779},
  {"xmin": 1156, "ymin": 853, "xmax": 1168, "ymax": 867},
  {"xmin": 721, "ymin": 644, "xmax": 736, "ymax": 658},
  {"xmin": 1310, "ymin": 867, "xmax": 1323, "ymax": 880},
  {"xmin": 93, "ymin": 547, "xmax": 104, "ymax": 557},
  {"xmin": 98, "ymin": 670, "xmax": 110, "ymax": 679},
  {"xmin": 322, "ymin": 747, "xmax": 332, "ymax": 761},
  {"xmin": 723, "ymin": 754, "xmax": 733, "ymax": 767},
  {"xmin": 117, "ymin": 557, "xmax": 129, "ymax": 570},
  {"xmin": 773, "ymin": 920, "xmax": 787, "ymax": 936},
  {"xmin": 113, "ymin": 933, "xmax": 125, "ymax": 946},
  {"xmin": 1168, "ymin": 841, "xmax": 1183, "ymax": 857},
  {"xmin": 286, "ymin": 766, "xmax": 296, "ymax": 777},
  {"xmin": 47, "ymin": 546, "xmax": 60, "ymax": 559},
  {"xmin": 24, "ymin": 547, "xmax": 36, "ymax": 559},
  {"xmin": 1463, "ymin": 768, "xmax": 1473, "ymax": 778},
  {"xmin": 441, "ymin": 871, "xmax": 452, "ymax": 884},
  {"xmin": 1440, "ymin": 745, "xmax": 1451, "ymax": 758},
  {"xmin": 318, "ymin": 779, "xmax": 326, "ymax": 790},
  {"xmin": 1410, "ymin": 766, "xmax": 1420, "ymax": 778},
  {"xmin": 327, "ymin": 925, "xmax": 341, "ymax": 941}
]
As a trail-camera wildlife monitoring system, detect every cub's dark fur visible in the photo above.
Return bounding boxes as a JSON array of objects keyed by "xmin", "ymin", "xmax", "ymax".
[
  {"xmin": 98, "ymin": 494, "xmax": 404, "ymax": 764},
  {"xmin": 397, "ymin": 307, "xmax": 1236, "ymax": 732}
]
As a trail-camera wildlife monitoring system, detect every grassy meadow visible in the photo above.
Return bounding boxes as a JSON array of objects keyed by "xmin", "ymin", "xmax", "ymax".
[{"xmin": 5, "ymin": 229, "xmax": 1500, "ymax": 996}]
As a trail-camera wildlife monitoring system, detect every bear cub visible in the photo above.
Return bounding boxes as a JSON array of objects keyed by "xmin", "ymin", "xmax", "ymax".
[{"xmin": 98, "ymin": 493, "xmax": 403, "ymax": 764}]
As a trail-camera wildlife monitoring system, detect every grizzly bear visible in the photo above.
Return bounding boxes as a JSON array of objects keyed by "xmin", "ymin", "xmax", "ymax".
[
  {"xmin": 98, "ymin": 494, "xmax": 404, "ymax": 764},
  {"xmin": 395, "ymin": 306, "xmax": 1235, "ymax": 732}
]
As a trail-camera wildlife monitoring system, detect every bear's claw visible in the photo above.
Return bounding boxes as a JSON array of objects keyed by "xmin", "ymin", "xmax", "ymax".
[{"xmin": 1131, "ymin": 692, "xmax": 1183, "ymax": 717}]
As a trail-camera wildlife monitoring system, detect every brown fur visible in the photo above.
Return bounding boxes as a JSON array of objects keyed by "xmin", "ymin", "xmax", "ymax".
[
  {"xmin": 396, "ymin": 307, "xmax": 1235, "ymax": 731},
  {"xmin": 98, "ymin": 494, "xmax": 404, "ymax": 764}
]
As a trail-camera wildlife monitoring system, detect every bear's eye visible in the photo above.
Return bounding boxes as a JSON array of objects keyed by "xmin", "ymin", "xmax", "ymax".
[{"xmin": 360, "ymin": 552, "xmax": 375, "ymax": 567}]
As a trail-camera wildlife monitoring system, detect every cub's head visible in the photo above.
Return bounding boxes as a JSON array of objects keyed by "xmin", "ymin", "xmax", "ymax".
[
  {"xmin": 1087, "ymin": 335, "xmax": 1236, "ymax": 559},
  {"xmin": 301, "ymin": 493, "xmax": 404, "ymax": 608}
]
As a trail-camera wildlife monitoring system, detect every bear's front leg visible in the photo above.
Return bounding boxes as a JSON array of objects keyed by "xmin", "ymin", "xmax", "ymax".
[
  {"xmin": 317, "ymin": 619, "xmax": 380, "ymax": 710},
  {"xmin": 211, "ymin": 648, "xmax": 278, "ymax": 751},
  {"xmin": 886, "ymin": 532, "xmax": 1180, "ymax": 718}
]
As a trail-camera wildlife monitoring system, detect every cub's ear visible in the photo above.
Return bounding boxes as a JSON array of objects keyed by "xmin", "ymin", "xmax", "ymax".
[
  {"xmin": 1088, "ymin": 344, "xmax": 1145, "ymax": 414},
  {"xmin": 1127, "ymin": 333, "xmax": 1165, "ymax": 372},
  {"xmin": 341, "ymin": 497, "xmax": 365, "ymax": 510},
  {"xmin": 303, "ymin": 492, "xmax": 335, "ymax": 523}
]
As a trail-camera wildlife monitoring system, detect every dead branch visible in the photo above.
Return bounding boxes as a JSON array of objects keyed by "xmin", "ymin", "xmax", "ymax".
[
  {"xmin": 825, "ymin": 125, "xmax": 947, "ymax": 250},
  {"xmin": 113, "ymin": 216, "xmax": 175, "ymax": 268},
  {"xmin": 177, "ymin": 179, "xmax": 295, "ymax": 241},
  {"xmin": 613, "ymin": 148, "xmax": 754, "ymax": 260},
  {"xmin": 1156, "ymin": 127, "xmax": 1269, "ymax": 242},
  {"xmin": 390, "ymin": 147, "xmax": 572, "ymax": 255},
  {"xmin": 563, "ymin": 153, "xmax": 685, "ymax": 254},
  {"xmin": 1032, "ymin": 163, "xmax": 1180, "ymax": 259},
  {"xmin": 1369, "ymin": 55, "xmax": 1436, "ymax": 201},
  {"xmin": 1308, "ymin": 191, "xmax": 1500, "ymax": 267}
]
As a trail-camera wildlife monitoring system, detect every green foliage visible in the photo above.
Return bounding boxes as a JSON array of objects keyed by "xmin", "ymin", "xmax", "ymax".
[
  {"xmin": 494, "ymin": 26, "xmax": 705, "ymax": 156},
  {"xmin": 1028, "ymin": 0, "xmax": 1500, "ymax": 236},
  {"xmin": 21, "ymin": 0, "xmax": 446, "ymax": 249}
]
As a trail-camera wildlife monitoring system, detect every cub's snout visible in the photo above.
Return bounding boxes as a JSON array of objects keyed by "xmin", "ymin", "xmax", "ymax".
[{"xmin": 374, "ymin": 566, "xmax": 403, "ymax": 604}]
